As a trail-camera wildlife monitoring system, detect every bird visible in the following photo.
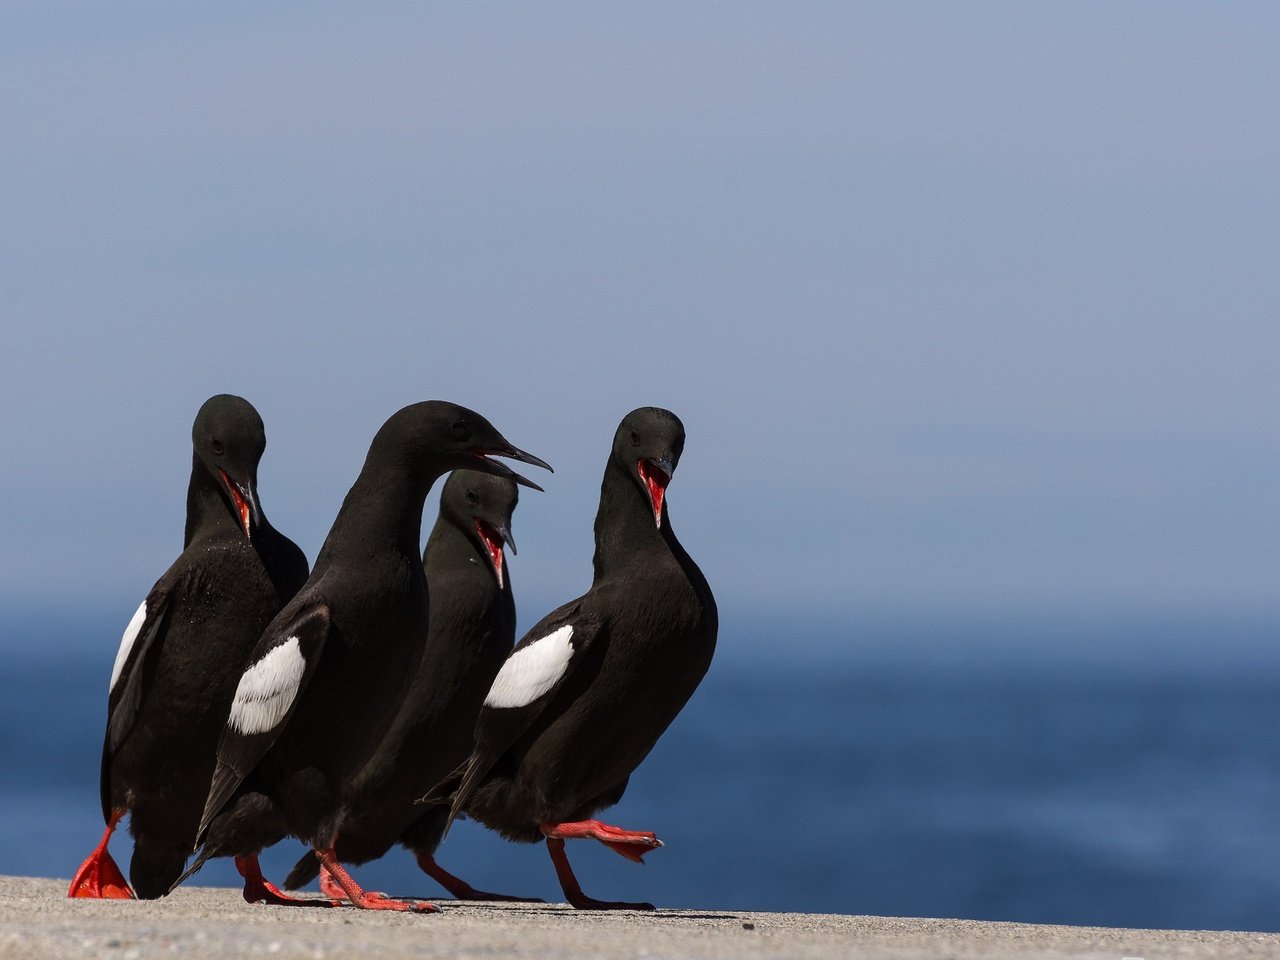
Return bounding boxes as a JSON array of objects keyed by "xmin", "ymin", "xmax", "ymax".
[
  {"xmin": 68, "ymin": 394, "xmax": 309, "ymax": 901},
  {"xmin": 422, "ymin": 406, "xmax": 717, "ymax": 910},
  {"xmin": 176, "ymin": 401, "xmax": 550, "ymax": 912},
  {"xmin": 282, "ymin": 470, "xmax": 533, "ymax": 901}
]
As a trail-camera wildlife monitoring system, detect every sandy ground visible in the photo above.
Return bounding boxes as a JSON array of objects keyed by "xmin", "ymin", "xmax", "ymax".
[{"xmin": 1, "ymin": 876, "xmax": 1276, "ymax": 960}]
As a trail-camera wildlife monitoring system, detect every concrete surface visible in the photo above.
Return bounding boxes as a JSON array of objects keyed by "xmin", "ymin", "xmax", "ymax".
[{"xmin": 2, "ymin": 876, "xmax": 1276, "ymax": 959}]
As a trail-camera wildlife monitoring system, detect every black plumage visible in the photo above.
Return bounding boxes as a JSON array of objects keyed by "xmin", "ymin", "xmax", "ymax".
[
  {"xmin": 178, "ymin": 401, "xmax": 549, "ymax": 912},
  {"xmin": 284, "ymin": 471, "xmax": 529, "ymax": 900},
  {"xmin": 69, "ymin": 394, "xmax": 308, "ymax": 900},
  {"xmin": 424, "ymin": 407, "xmax": 717, "ymax": 910}
]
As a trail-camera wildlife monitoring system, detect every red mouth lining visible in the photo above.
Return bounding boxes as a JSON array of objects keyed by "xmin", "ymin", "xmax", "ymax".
[
  {"xmin": 636, "ymin": 460, "xmax": 669, "ymax": 529},
  {"xmin": 219, "ymin": 469, "xmax": 252, "ymax": 538},
  {"xmin": 474, "ymin": 519, "xmax": 506, "ymax": 589}
]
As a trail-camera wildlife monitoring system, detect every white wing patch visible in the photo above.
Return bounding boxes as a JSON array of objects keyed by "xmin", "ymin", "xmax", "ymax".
[
  {"xmin": 109, "ymin": 600, "xmax": 148, "ymax": 692},
  {"xmin": 484, "ymin": 624, "xmax": 575, "ymax": 709},
  {"xmin": 227, "ymin": 637, "xmax": 306, "ymax": 735}
]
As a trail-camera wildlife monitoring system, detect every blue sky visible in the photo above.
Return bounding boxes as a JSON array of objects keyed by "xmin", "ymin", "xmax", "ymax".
[{"xmin": 2, "ymin": 3, "xmax": 1277, "ymax": 651}]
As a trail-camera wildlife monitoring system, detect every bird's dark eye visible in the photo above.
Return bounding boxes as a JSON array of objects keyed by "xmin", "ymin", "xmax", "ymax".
[
  {"xmin": 629, "ymin": 430, "xmax": 641, "ymax": 447},
  {"xmin": 450, "ymin": 420, "xmax": 470, "ymax": 441},
  {"xmin": 211, "ymin": 439, "xmax": 225, "ymax": 455},
  {"xmin": 465, "ymin": 490, "xmax": 480, "ymax": 508}
]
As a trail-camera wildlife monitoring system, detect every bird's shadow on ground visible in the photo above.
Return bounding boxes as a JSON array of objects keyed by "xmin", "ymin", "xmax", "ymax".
[{"xmin": 423, "ymin": 899, "xmax": 737, "ymax": 921}]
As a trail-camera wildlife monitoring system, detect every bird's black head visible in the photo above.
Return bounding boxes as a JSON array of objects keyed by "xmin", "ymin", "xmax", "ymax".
[
  {"xmin": 439, "ymin": 470, "xmax": 520, "ymax": 588},
  {"xmin": 613, "ymin": 406, "xmax": 685, "ymax": 528},
  {"xmin": 375, "ymin": 401, "xmax": 552, "ymax": 493},
  {"xmin": 192, "ymin": 394, "xmax": 266, "ymax": 538}
]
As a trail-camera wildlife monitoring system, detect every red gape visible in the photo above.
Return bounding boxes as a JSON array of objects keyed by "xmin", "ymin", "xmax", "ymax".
[
  {"xmin": 314, "ymin": 848, "xmax": 438, "ymax": 913},
  {"xmin": 236, "ymin": 854, "xmax": 330, "ymax": 907},
  {"xmin": 67, "ymin": 809, "xmax": 134, "ymax": 899},
  {"xmin": 217, "ymin": 469, "xmax": 252, "ymax": 537},
  {"xmin": 473, "ymin": 519, "xmax": 507, "ymax": 590},
  {"xmin": 636, "ymin": 461, "xmax": 669, "ymax": 528},
  {"xmin": 540, "ymin": 820, "xmax": 663, "ymax": 910}
]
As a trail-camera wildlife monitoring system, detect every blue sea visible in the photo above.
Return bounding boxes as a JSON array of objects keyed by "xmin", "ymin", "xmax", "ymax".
[{"xmin": 4, "ymin": 609, "xmax": 1279, "ymax": 932}]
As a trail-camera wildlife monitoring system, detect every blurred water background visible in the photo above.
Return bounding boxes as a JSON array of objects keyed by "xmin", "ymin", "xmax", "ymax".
[{"xmin": 4, "ymin": 605, "xmax": 1278, "ymax": 932}]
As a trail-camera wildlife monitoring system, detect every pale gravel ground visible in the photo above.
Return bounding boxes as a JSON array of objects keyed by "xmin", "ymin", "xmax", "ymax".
[{"xmin": 2, "ymin": 877, "xmax": 1276, "ymax": 960}]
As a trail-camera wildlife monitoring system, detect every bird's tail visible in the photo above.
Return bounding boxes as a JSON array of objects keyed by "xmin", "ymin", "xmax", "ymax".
[
  {"xmin": 284, "ymin": 850, "xmax": 321, "ymax": 890},
  {"xmin": 195, "ymin": 758, "xmax": 244, "ymax": 846},
  {"xmin": 169, "ymin": 847, "xmax": 212, "ymax": 895},
  {"xmin": 416, "ymin": 755, "xmax": 481, "ymax": 843}
]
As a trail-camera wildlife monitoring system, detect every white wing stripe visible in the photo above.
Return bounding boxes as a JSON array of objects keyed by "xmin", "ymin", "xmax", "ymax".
[
  {"xmin": 227, "ymin": 637, "xmax": 306, "ymax": 735},
  {"xmin": 484, "ymin": 624, "xmax": 575, "ymax": 709},
  {"xmin": 109, "ymin": 600, "xmax": 148, "ymax": 692}
]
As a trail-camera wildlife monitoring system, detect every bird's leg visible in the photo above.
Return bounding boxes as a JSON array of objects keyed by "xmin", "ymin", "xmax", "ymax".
[
  {"xmin": 317, "ymin": 864, "xmax": 388, "ymax": 902},
  {"xmin": 541, "ymin": 819, "xmax": 663, "ymax": 863},
  {"xmin": 314, "ymin": 848, "xmax": 438, "ymax": 913},
  {"xmin": 68, "ymin": 809, "xmax": 134, "ymax": 899},
  {"xmin": 236, "ymin": 854, "xmax": 332, "ymax": 907},
  {"xmin": 543, "ymin": 836, "xmax": 656, "ymax": 911},
  {"xmin": 317, "ymin": 864, "xmax": 347, "ymax": 901},
  {"xmin": 414, "ymin": 852, "xmax": 542, "ymax": 903}
]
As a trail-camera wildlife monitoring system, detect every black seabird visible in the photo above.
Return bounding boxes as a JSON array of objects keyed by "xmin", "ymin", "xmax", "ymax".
[
  {"xmin": 69, "ymin": 394, "xmax": 309, "ymax": 900},
  {"xmin": 423, "ymin": 407, "xmax": 717, "ymax": 910},
  {"xmin": 283, "ymin": 470, "xmax": 532, "ymax": 901},
  {"xmin": 178, "ymin": 401, "xmax": 550, "ymax": 912}
]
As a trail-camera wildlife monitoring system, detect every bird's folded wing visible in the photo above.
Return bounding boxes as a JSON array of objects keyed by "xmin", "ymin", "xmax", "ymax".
[
  {"xmin": 195, "ymin": 602, "xmax": 331, "ymax": 842},
  {"xmin": 100, "ymin": 583, "xmax": 173, "ymax": 820},
  {"xmin": 437, "ymin": 602, "xmax": 601, "ymax": 833}
]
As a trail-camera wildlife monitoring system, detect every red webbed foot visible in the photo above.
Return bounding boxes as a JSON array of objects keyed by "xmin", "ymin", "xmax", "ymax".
[
  {"xmin": 415, "ymin": 852, "xmax": 542, "ymax": 902},
  {"xmin": 236, "ymin": 855, "xmax": 333, "ymax": 908},
  {"xmin": 319, "ymin": 865, "xmax": 400, "ymax": 905},
  {"xmin": 541, "ymin": 819, "xmax": 663, "ymax": 863},
  {"xmin": 316, "ymin": 849, "xmax": 437, "ymax": 913},
  {"xmin": 68, "ymin": 811, "xmax": 135, "ymax": 899}
]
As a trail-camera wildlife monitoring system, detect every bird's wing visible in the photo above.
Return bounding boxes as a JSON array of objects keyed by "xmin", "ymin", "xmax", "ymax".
[
  {"xmin": 99, "ymin": 584, "xmax": 173, "ymax": 820},
  {"xmin": 432, "ymin": 601, "xmax": 601, "ymax": 836},
  {"xmin": 195, "ymin": 602, "xmax": 331, "ymax": 843}
]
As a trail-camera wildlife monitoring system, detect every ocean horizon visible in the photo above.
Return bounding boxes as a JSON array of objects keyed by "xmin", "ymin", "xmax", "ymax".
[{"xmin": 3, "ymin": 607, "xmax": 1279, "ymax": 932}]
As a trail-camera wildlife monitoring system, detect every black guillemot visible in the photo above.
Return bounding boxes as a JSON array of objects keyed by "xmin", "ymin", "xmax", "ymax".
[
  {"xmin": 70, "ymin": 394, "xmax": 309, "ymax": 901},
  {"xmin": 423, "ymin": 407, "xmax": 717, "ymax": 910}
]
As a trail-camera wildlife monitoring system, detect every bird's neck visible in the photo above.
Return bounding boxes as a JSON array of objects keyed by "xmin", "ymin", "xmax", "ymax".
[
  {"xmin": 591, "ymin": 455, "xmax": 675, "ymax": 580},
  {"xmin": 316, "ymin": 448, "xmax": 436, "ymax": 568},
  {"xmin": 423, "ymin": 512, "xmax": 475, "ymax": 570},
  {"xmin": 425, "ymin": 514, "xmax": 510, "ymax": 602},
  {"xmin": 183, "ymin": 455, "xmax": 244, "ymax": 548}
]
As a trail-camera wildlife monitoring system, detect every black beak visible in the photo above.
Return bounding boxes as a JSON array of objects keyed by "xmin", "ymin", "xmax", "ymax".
[
  {"xmin": 471, "ymin": 442, "xmax": 553, "ymax": 493},
  {"xmin": 648, "ymin": 457, "xmax": 675, "ymax": 481},
  {"xmin": 494, "ymin": 521, "xmax": 517, "ymax": 556}
]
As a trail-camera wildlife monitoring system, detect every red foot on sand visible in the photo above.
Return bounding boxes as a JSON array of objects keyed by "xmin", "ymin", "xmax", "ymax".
[
  {"xmin": 315, "ymin": 849, "xmax": 437, "ymax": 913},
  {"xmin": 415, "ymin": 852, "xmax": 542, "ymax": 902},
  {"xmin": 319, "ymin": 865, "xmax": 394, "ymax": 903},
  {"xmin": 236, "ymin": 855, "xmax": 333, "ymax": 907},
  {"xmin": 68, "ymin": 810, "xmax": 135, "ymax": 899}
]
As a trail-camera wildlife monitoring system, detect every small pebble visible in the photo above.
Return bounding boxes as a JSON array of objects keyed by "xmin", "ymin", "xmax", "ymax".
[{"xmin": 743, "ymin": 922, "xmax": 756, "ymax": 930}]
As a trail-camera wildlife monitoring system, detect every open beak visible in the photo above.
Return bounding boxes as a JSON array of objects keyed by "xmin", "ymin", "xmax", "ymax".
[
  {"xmin": 636, "ymin": 457, "xmax": 673, "ymax": 528},
  {"xmin": 218, "ymin": 469, "xmax": 260, "ymax": 539},
  {"xmin": 470, "ymin": 443, "xmax": 553, "ymax": 493},
  {"xmin": 474, "ymin": 519, "xmax": 515, "ymax": 589}
]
